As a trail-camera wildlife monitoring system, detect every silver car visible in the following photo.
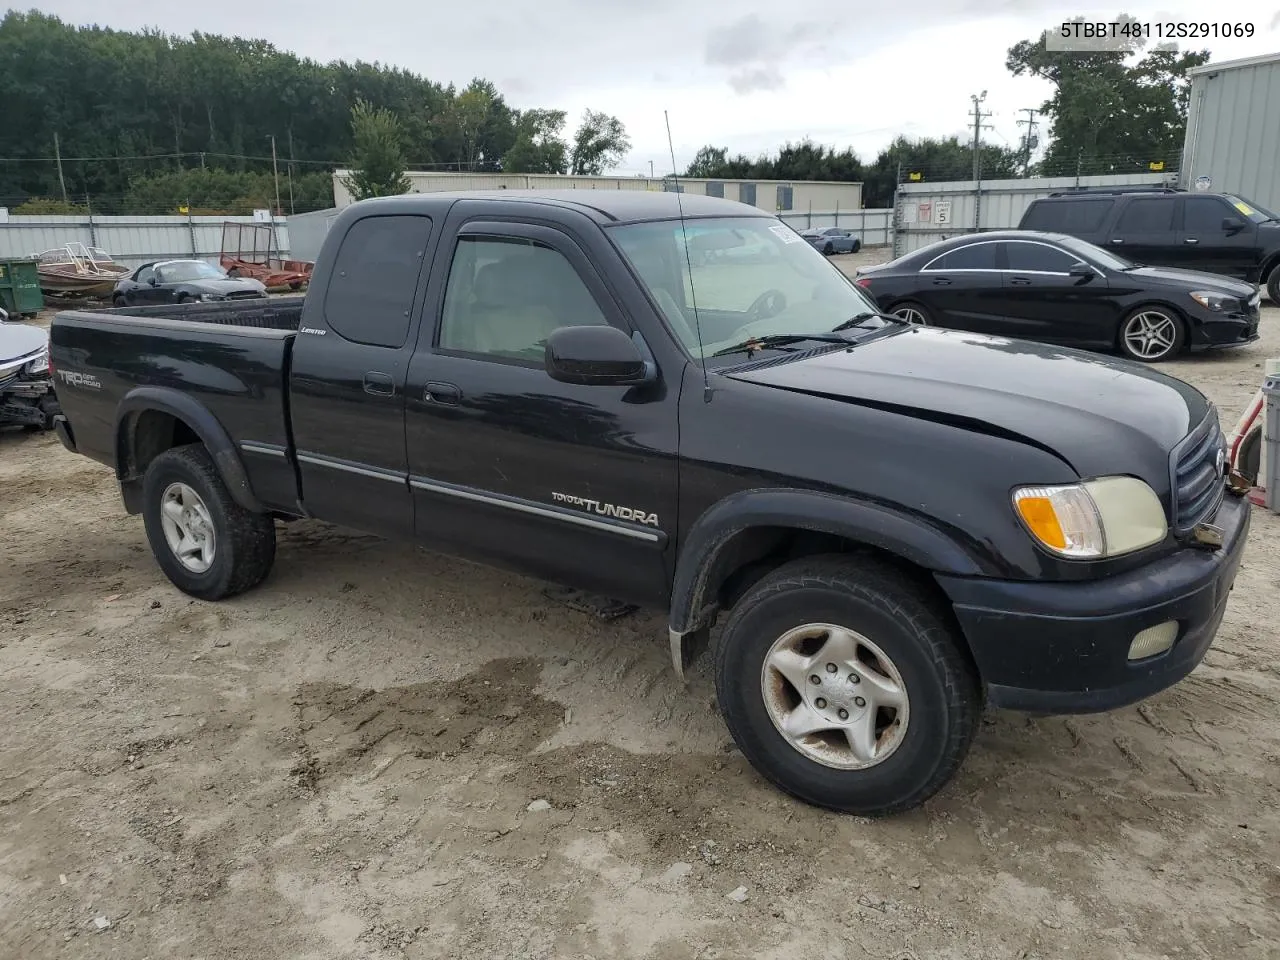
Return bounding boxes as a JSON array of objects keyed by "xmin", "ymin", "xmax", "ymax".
[{"xmin": 798, "ymin": 227, "xmax": 862, "ymax": 255}]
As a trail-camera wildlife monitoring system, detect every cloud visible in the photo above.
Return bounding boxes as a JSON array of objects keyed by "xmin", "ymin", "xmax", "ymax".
[
  {"xmin": 727, "ymin": 66, "xmax": 786, "ymax": 94},
  {"xmin": 704, "ymin": 13, "xmax": 845, "ymax": 94}
]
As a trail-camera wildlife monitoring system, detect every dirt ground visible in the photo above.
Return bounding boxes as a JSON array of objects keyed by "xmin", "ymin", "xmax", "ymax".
[{"xmin": 3, "ymin": 258, "xmax": 1280, "ymax": 960}]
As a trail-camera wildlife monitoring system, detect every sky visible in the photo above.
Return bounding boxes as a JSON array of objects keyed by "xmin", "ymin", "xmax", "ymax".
[{"xmin": 27, "ymin": 0, "xmax": 1280, "ymax": 173}]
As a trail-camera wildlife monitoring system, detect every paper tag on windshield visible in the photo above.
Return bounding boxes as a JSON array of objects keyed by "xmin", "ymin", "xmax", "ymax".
[
  {"xmin": 1234, "ymin": 201, "xmax": 1253, "ymax": 215},
  {"xmin": 769, "ymin": 224, "xmax": 802, "ymax": 244}
]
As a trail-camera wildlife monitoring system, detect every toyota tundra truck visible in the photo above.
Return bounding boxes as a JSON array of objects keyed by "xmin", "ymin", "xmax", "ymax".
[{"xmin": 48, "ymin": 190, "xmax": 1251, "ymax": 816}]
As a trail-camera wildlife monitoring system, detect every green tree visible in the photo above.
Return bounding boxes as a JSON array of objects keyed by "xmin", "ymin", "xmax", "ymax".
[
  {"xmin": 570, "ymin": 110, "xmax": 630, "ymax": 175},
  {"xmin": 502, "ymin": 109, "xmax": 569, "ymax": 174},
  {"xmin": 341, "ymin": 99, "xmax": 411, "ymax": 201},
  {"xmin": 1006, "ymin": 14, "xmax": 1209, "ymax": 176}
]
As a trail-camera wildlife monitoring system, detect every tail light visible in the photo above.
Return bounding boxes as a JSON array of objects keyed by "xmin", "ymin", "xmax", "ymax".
[{"xmin": 855, "ymin": 277, "xmax": 872, "ymax": 289}]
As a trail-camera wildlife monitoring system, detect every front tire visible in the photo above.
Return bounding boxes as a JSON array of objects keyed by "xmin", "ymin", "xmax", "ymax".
[
  {"xmin": 823, "ymin": 242, "xmax": 833, "ymax": 255},
  {"xmin": 1118, "ymin": 306, "xmax": 1184, "ymax": 362},
  {"xmin": 141, "ymin": 444, "xmax": 276, "ymax": 601},
  {"xmin": 713, "ymin": 556, "xmax": 981, "ymax": 816},
  {"xmin": 850, "ymin": 238, "xmax": 862, "ymax": 253},
  {"xmin": 1266, "ymin": 264, "xmax": 1279, "ymax": 305}
]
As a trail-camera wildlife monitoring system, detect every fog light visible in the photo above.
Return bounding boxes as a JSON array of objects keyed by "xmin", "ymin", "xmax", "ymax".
[{"xmin": 1128, "ymin": 621, "xmax": 1179, "ymax": 661}]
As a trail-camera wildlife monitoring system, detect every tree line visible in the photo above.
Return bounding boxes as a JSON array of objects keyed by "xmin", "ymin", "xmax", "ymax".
[
  {"xmin": 0, "ymin": 10, "xmax": 630, "ymax": 215},
  {"xmin": 1, "ymin": 10, "xmax": 1207, "ymax": 216}
]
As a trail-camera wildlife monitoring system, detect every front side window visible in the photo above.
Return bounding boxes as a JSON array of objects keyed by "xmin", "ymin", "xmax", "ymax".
[
  {"xmin": 438, "ymin": 236, "xmax": 610, "ymax": 362},
  {"xmin": 610, "ymin": 216, "xmax": 885, "ymax": 359},
  {"xmin": 1182, "ymin": 196, "xmax": 1233, "ymax": 234}
]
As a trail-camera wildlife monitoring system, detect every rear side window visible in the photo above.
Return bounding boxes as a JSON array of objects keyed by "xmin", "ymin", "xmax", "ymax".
[
  {"xmin": 1114, "ymin": 198, "xmax": 1175, "ymax": 234},
  {"xmin": 1022, "ymin": 198, "xmax": 1113, "ymax": 233},
  {"xmin": 323, "ymin": 215, "xmax": 433, "ymax": 348},
  {"xmin": 925, "ymin": 242, "xmax": 998, "ymax": 270},
  {"xmin": 1004, "ymin": 241, "xmax": 1080, "ymax": 273}
]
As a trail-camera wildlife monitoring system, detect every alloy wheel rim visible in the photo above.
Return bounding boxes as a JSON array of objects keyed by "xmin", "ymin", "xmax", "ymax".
[
  {"xmin": 894, "ymin": 307, "xmax": 927, "ymax": 325},
  {"xmin": 1123, "ymin": 311, "xmax": 1177, "ymax": 359},
  {"xmin": 159, "ymin": 482, "xmax": 216, "ymax": 574},
  {"xmin": 759, "ymin": 622, "xmax": 910, "ymax": 770}
]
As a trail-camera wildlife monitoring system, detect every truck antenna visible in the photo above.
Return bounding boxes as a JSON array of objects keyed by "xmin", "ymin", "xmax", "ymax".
[{"xmin": 664, "ymin": 110, "xmax": 711, "ymax": 402}]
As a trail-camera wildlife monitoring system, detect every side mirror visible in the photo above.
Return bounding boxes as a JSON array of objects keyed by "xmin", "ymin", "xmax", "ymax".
[
  {"xmin": 1068, "ymin": 262, "xmax": 1094, "ymax": 278},
  {"xmin": 148, "ymin": 276, "xmax": 158, "ymax": 286},
  {"xmin": 1222, "ymin": 217, "xmax": 1245, "ymax": 234},
  {"xmin": 545, "ymin": 325, "xmax": 650, "ymax": 386}
]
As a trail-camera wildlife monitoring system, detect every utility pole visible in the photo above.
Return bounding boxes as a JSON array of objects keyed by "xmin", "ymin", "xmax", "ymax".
[
  {"xmin": 53, "ymin": 132, "xmax": 69, "ymax": 205},
  {"xmin": 269, "ymin": 135, "xmax": 282, "ymax": 216},
  {"xmin": 969, "ymin": 92, "xmax": 991, "ymax": 182},
  {"xmin": 286, "ymin": 128, "xmax": 296, "ymax": 215},
  {"xmin": 1016, "ymin": 108, "xmax": 1040, "ymax": 177},
  {"xmin": 649, "ymin": 160, "xmax": 654, "ymax": 178}
]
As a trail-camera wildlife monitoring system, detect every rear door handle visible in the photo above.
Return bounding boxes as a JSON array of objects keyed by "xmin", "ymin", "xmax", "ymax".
[
  {"xmin": 1110, "ymin": 238, "xmax": 1124, "ymax": 244},
  {"xmin": 362, "ymin": 371, "xmax": 395, "ymax": 397},
  {"xmin": 424, "ymin": 381, "xmax": 461, "ymax": 405},
  {"xmin": 931, "ymin": 277, "xmax": 952, "ymax": 286},
  {"xmin": 1184, "ymin": 237, "xmax": 1199, "ymax": 244},
  {"xmin": 1010, "ymin": 277, "xmax": 1032, "ymax": 285}
]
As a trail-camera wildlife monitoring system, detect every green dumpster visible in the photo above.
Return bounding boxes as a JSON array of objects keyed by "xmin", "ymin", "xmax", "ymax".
[{"xmin": 0, "ymin": 259, "xmax": 45, "ymax": 318}]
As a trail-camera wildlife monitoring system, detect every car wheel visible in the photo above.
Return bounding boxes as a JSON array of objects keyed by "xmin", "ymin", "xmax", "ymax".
[
  {"xmin": 850, "ymin": 239, "xmax": 862, "ymax": 253},
  {"xmin": 890, "ymin": 301, "xmax": 931, "ymax": 326},
  {"xmin": 112, "ymin": 294, "xmax": 125, "ymax": 308},
  {"xmin": 713, "ymin": 555, "xmax": 981, "ymax": 816},
  {"xmin": 1266, "ymin": 264, "xmax": 1280, "ymax": 305},
  {"xmin": 1118, "ymin": 306, "xmax": 1184, "ymax": 363},
  {"xmin": 141, "ymin": 443, "xmax": 276, "ymax": 601},
  {"xmin": 823, "ymin": 242, "xmax": 834, "ymax": 255}
]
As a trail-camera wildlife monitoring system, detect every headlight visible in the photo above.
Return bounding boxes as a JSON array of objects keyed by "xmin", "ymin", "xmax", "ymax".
[
  {"xmin": 25, "ymin": 348, "xmax": 49, "ymax": 374},
  {"xmin": 1012, "ymin": 476, "xmax": 1167, "ymax": 559},
  {"xmin": 1189, "ymin": 290, "xmax": 1240, "ymax": 313},
  {"xmin": 196, "ymin": 293, "xmax": 225, "ymax": 302}
]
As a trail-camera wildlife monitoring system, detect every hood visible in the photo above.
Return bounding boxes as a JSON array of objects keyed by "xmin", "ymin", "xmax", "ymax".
[
  {"xmin": 1123, "ymin": 265, "xmax": 1256, "ymax": 297},
  {"xmin": 0, "ymin": 321, "xmax": 49, "ymax": 364},
  {"xmin": 724, "ymin": 326, "xmax": 1209, "ymax": 480},
  {"xmin": 182, "ymin": 278, "xmax": 265, "ymax": 295}
]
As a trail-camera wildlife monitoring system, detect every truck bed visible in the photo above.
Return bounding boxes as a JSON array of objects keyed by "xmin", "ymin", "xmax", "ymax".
[
  {"xmin": 49, "ymin": 300, "xmax": 299, "ymax": 474},
  {"xmin": 98, "ymin": 295, "xmax": 305, "ymax": 331}
]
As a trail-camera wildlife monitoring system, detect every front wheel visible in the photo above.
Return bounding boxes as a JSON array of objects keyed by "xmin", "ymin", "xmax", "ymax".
[
  {"xmin": 1118, "ymin": 306, "xmax": 1184, "ymax": 363},
  {"xmin": 1266, "ymin": 264, "xmax": 1279, "ymax": 305},
  {"xmin": 713, "ymin": 556, "xmax": 981, "ymax": 816},
  {"xmin": 141, "ymin": 444, "xmax": 276, "ymax": 601},
  {"xmin": 850, "ymin": 239, "xmax": 862, "ymax": 253}
]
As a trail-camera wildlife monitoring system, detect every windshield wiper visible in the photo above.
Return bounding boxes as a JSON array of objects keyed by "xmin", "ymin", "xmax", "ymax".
[
  {"xmin": 710, "ymin": 332, "xmax": 855, "ymax": 357},
  {"xmin": 831, "ymin": 311, "xmax": 908, "ymax": 331}
]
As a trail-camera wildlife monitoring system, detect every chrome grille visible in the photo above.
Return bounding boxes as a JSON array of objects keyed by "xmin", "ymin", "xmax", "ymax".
[{"xmin": 1170, "ymin": 413, "xmax": 1226, "ymax": 532}]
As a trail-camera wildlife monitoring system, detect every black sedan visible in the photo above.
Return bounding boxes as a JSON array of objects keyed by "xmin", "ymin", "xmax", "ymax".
[
  {"xmin": 112, "ymin": 259, "xmax": 267, "ymax": 307},
  {"xmin": 854, "ymin": 230, "xmax": 1261, "ymax": 362}
]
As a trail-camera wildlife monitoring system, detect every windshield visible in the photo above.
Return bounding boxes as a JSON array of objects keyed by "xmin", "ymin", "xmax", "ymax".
[
  {"xmin": 609, "ymin": 217, "xmax": 885, "ymax": 358},
  {"xmin": 158, "ymin": 261, "xmax": 226, "ymax": 282},
  {"xmin": 1055, "ymin": 234, "xmax": 1135, "ymax": 271},
  {"xmin": 1223, "ymin": 195, "xmax": 1279, "ymax": 223}
]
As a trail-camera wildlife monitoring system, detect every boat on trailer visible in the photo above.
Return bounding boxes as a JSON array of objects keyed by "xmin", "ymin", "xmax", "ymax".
[{"xmin": 35, "ymin": 243, "xmax": 130, "ymax": 299}]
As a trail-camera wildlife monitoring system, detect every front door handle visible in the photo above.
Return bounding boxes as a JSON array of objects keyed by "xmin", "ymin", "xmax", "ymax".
[
  {"xmin": 931, "ymin": 277, "xmax": 952, "ymax": 286},
  {"xmin": 424, "ymin": 381, "xmax": 461, "ymax": 405},
  {"xmin": 1184, "ymin": 237, "xmax": 1199, "ymax": 244},
  {"xmin": 1110, "ymin": 238, "xmax": 1124, "ymax": 244},
  {"xmin": 362, "ymin": 371, "xmax": 395, "ymax": 397},
  {"xmin": 1010, "ymin": 277, "xmax": 1032, "ymax": 285}
]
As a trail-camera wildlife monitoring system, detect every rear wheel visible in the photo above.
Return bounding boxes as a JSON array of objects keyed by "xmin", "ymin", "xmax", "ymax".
[
  {"xmin": 850, "ymin": 238, "xmax": 862, "ymax": 253},
  {"xmin": 112, "ymin": 294, "xmax": 125, "ymax": 308},
  {"xmin": 141, "ymin": 444, "xmax": 276, "ymax": 601},
  {"xmin": 889, "ymin": 301, "xmax": 931, "ymax": 326},
  {"xmin": 1266, "ymin": 264, "xmax": 1279, "ymax": 305},
  {"xmin": 713, "ymin": 555, "xmax": 981, "ymax": 816},
  {"xmin": 823, "ymin": 242, "xmax": 834, "ymax": 255},
  {"xmin": 1118, "ymin": 306, "xmax": 1184, "ymax": 363}
]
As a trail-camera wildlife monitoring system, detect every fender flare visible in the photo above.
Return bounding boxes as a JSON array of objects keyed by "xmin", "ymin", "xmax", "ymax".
[
  {"xmin": 666, "ymin": 488, "xmax": 993, "ymax": 676},
  {"xmin": 115, "ymin": 386, "xmax": 263, "ymax": 514}
]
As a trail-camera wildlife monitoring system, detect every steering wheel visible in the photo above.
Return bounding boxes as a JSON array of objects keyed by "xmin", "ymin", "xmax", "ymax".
[{"xmin": 746, "ymin": 289, "xmax": 787, "ymax": 322}]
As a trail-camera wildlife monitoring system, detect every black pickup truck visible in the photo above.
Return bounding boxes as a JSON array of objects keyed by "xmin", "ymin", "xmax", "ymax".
[{"xmin": 49, "ymin": 190, "xmax": 1251, "ymax": 816}]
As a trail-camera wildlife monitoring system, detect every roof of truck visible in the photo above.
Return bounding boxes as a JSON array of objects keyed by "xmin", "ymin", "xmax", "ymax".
[{"xmin": 354, "ymin": 188, "xmax": 764, "ymax": 224}]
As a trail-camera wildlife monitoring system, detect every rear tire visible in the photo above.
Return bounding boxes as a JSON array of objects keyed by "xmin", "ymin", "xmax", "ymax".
[
  {"xmin": 889, "ymin": 300, "xmax": 932, "ymax": 326},
  {"xmin": 850, "ymin": 238, "xmax": 862, "ymax": 253},
  {"xmin": 823, "ymin": 242, "xmax": 834, "ymax": 255},
  {"xmin": 112, "ymin": 294, "xmax": 125, "ymax": 308},
  {"xmin": 1118, "ymin": 305, "xmax": 1184, "ymax": 363},
  {"xmin": 1266, "ymin": 264, "xmax": 1279, "ymax": 305},
  {"xmin": 713, "ymin": 555, "xmax": 981, "ymax": 816},
  {"xmin": 141, "ymin": 444, "xmax": 276, "ymax": 601}
]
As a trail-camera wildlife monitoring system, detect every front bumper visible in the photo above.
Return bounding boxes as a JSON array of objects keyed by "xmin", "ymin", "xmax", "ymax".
[
  {"xmin": 935, "ymin": 491, "xmax": 1250, "ymax": 714},
  {"xmin": 1188, "ymin": 298, "xmax": 1262, "ymax": 350},
  {"xmin": 0, "ymin": 375, "xmax": 60, "ymax": 427}
]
